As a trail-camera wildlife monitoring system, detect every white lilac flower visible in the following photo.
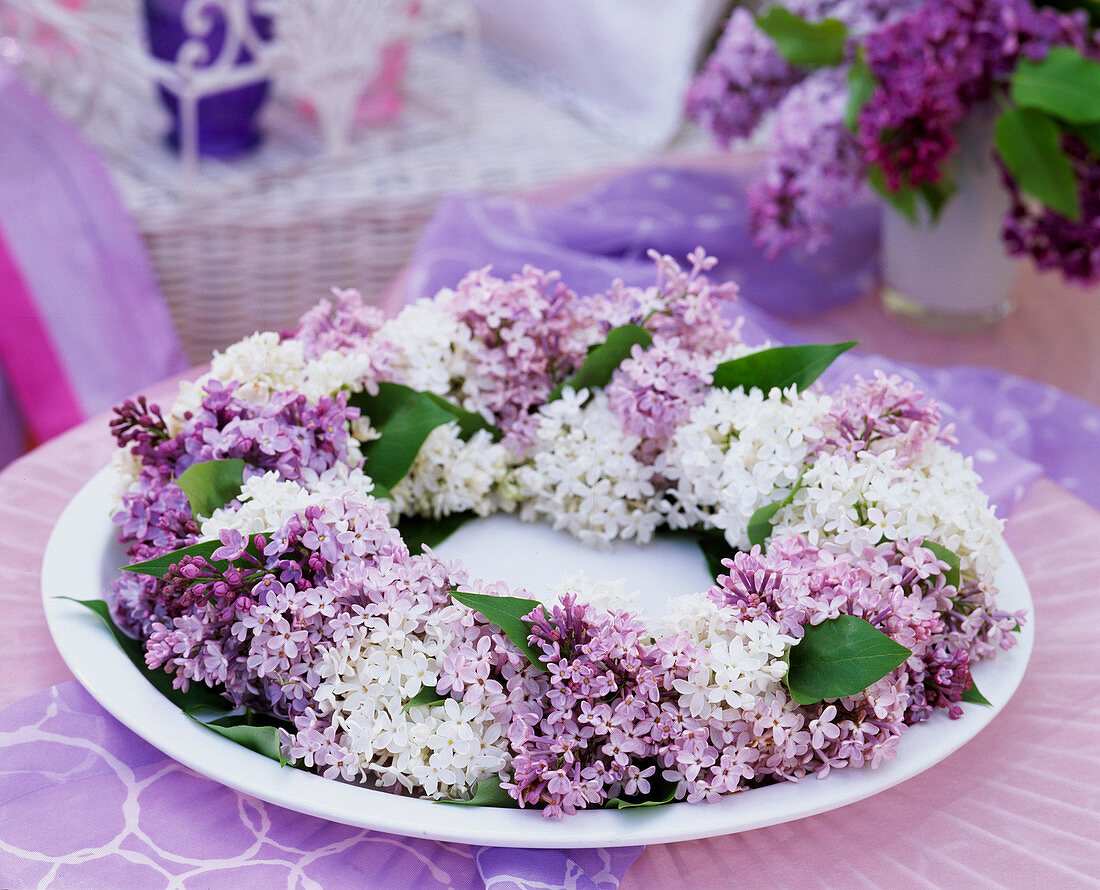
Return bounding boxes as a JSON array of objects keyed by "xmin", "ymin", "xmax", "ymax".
[
  {"xmin": 172, "ymin": 333, "xmax": 309, "ymax": 425},
  {"xmin": 516, "ymin": 388, "xmax": 661, "ymax": 548},
  {"xmin": 390, "ymin": 424, "xmax": 518, "ymax": 519},
  {"xmin": 658, "ymin": 593, "xmax": 794, "ymax": 724},
  {"xmin": 378, "ymin": 296, "xmax": 487, "ymax": 410},
  {"xmin": 658, "ymin": 385, "xmax": 830, "ymax": 549},
  {"xmin": 773, "ymin": 443, "xmax": 1004, "ymax": 583},
  {"xmin": 313, "ymin": 602, "xmax": 509, "ymax": 798},
  {"xmin": 201, "ymin": 464, "xmax": 380, "ymax": 539}
]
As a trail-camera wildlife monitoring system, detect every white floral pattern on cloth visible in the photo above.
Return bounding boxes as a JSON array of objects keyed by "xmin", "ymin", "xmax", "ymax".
[{"xmin": 0, "ymin": 683, "xmax": 640, "ymax": 889}]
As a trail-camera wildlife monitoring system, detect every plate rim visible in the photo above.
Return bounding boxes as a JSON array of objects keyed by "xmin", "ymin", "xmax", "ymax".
[{"xmin": 40, "ymin": 465, "xmax": 1035, "ymax": 848}]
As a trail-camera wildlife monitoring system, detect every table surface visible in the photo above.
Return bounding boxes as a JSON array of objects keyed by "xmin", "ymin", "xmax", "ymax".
[{"xmin": 3, "ymin": 170, "xmax": 1100, "ymax": 887}]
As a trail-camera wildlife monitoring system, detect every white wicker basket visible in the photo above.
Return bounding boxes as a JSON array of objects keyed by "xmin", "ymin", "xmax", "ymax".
[{"xmin": 2, "ymin": 0, "xmax": 704, "ymax": 362}]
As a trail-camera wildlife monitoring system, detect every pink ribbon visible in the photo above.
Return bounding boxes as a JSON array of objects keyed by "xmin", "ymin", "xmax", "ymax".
[{"xmin": 0, "ymin": 221, "xmax": 84, "ymax": 443}]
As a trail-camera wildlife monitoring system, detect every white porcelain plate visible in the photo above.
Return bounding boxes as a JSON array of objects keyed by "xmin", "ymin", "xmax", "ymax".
[{"xmin": 41, "ymin": 467, "xmax": 1034, "ymax": 848}]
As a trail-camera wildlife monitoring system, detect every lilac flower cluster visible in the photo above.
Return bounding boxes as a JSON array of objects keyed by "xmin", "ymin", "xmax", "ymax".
[
  {"xmin": 688, "ymin": 2, "xmax": 906, "ymax": 256},
  {"xmin": 690, "ymin": 1, "xmax": 1099, "ymax": 283},
  {"xmin": 748, "ymin": 70, "xmax": 868, "ymax": 257},
  {"xmin": 606, "ymin": 338, "xmax": 714, "ymax": 463},
  {"xmin": 111, "ymin": 383, "xmax": 358, "ymax": 634},
  {"xmin": 106, "ymin": 252, "xmax": 1024, "ymax": 817},
  {"xmin": 858, "ymin": 0, "xmax": 1090, "ymax": 190},
  {"xmin": 145, "ymin": 494, "xmax": 404, "ymax": 720},
  {"xmin": 292, "ymin": 286, "xmax": 395, "ymax": 364}
]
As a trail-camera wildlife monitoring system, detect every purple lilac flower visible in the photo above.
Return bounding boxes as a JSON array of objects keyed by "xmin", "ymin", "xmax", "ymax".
[
  {"xmin": 504, "ymin": 595, "xmax": 673, "ymax": 817},
  {"xmin": 1002, "ymin": 136, "xmax": 1100, "ymax": 285},
  {"xmin": 446, "ymin": 265, "xmax": 592, "ymax": 452},
  {"xmin": 588, "ymin": 248, "xmax": 742, "ymax": 356},
  {"xmin": 686, "ymin": 8, "xmax": 801, "ymax": 146},
  {"xmin": 290, "ymin": 286, "xmax": 396, "ymax": 369},
  {"xmin": 748, "ymin": 69, "xmax": 868, "ymax": 257},
  {"xmin": 816, "ymin": 371, "xmax": 955, "ymax": 465},
  {"xmin": 605, "ymin": 336, "xmax": 713, "ymax": 463},
  {"xmin": 858, "ymin": 0, "xmax": 1091, "ymax": 191}
]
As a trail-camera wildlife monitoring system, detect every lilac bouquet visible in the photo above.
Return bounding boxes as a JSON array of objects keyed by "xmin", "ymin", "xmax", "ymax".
[
  {"xmin": 687, "ymin": 1, "xmax": 1100, "ymax": 284},
  {"xmin": 100, "ymin": 250, "xmax": 1024, "ymax": 818}
]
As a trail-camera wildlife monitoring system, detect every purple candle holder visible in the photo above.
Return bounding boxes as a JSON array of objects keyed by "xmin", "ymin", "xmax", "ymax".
[{"xmin": 142, "ymin": 0, "xmax": 273, "ymax": 160}]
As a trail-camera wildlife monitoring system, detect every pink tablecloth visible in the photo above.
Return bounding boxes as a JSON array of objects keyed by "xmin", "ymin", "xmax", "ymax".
[{"xmin": 2, "ymin": 388, "xmax": 1099, "ymax": 887}]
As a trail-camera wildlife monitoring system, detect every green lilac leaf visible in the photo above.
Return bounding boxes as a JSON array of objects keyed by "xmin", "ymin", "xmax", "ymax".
[
  {"xmin": 122, "ymin": 537, "xmax": 240, "ymax": 579},
  {"xmin": 868, "ymin": 164, "xmax": 918, "ymax": 222},
  {"xmin": 922, "ymin": 541, "xmax": 961, "ymax": 590},
  {"xmin": 995, "ymin": 107, "xmax": 1081, "ymax": 220},
  {"xmin": 1011, "ymin": 47, "xmax": 1100, "ymax": 125},
  {"xmin": 351, "ymin": 384, "xmax": 501, "ymax": 490},
  {"xmin": 548, "ymin": 324, "xmax": 653, "ymax": 402},
  {"xmin": 421, "ymin": 392, "xmax": 501, "ymax": 442},
  {"xmin": 712, "ymin": 342, "xmax": 856, "ymax": 395},
  {"xmin": 1072, "ymin": 121, "xmax": 1100, "ymax": 155},
  {"xmin": 451, "ymin": 590, "xmax": 548, "ymax": 672},
  {"xmin": 396, "ymin": 511, "xmax": 478, "ymax": 555},
  {"xmin": 438, "ymin": 774, "xmax": 519, "ymax": 807},
  {"xmin": 961, "ymin": 681, "xmax": 992, "ymax": 706},
  {"xmin": 603, "ymin": 774, "xmax": 678, "ymax": 809},
  {"xmin": 747, "ymin": 473, "xmax": 806, "ymax": 551},
  {"xmin": 917, "ymin": 179, "xmax": 957, "ymax": 223},
  {"xmin": 785, "ymin": 615, "xmax": 912, "ymax": 705},
  {"xmin": 175, "ymin": 458, "xmax": 245, "ymax": 520},
  {"xmin": 401, "ymin": 684, "xmax": 448, "ymax": 712},
  {"xmin": 188, "ymin": 713, "xmax": 288, "ymax": 766},
  {"xmin": 755, "ymin": 6, "xmax": 847, "ymax": 68},
  {"xmin": 359, "ymin": 394, "xmax": 455, "ymax": 490},
  {"xmin": 657, "ymin": 526, "xmax": 732, "ymax": 579},
  {"xmin": 845, "ymin": 53, "xmax": 876, "ymax": 131},
  {"xmin": 60, "ymin": 598, "xmax": 228, "ymax": 711}
]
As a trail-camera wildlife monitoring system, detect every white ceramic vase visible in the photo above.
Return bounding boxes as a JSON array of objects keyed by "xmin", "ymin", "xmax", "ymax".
[{"xmin": 880, "ymin": 110, "xmax": 1020, "ymax": 332}]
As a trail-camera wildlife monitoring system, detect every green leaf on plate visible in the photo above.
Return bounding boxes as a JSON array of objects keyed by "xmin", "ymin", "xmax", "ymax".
[
  {"xmin": 656, "ymin": 526, "xmax": 733, "ymax": 579},
  {"xmin": 548, "ymin": 324, "xmax": 653, "ymax": 402},
  {"xmin": 420, "ymin": 392, "xmax": 501, "ymax": 442},
  {"xmin": 755, "ymin": 6, "xmax": 847, "ymax": 68},
  {"xmin": 960, "ymin": 681, "xmax": 992, "ymax": 706},
  {"xmin": 60, "ymin": 598, "xmax": 228, "ymax": 711},
  {"xmin": 995, "ymin": 107, "xmax": 1081, "ymax": 220},
  {"xmin": 396, "ymin": 511, "xmax": 478, "ymax": 555},
  {"xmin": 451, "ymin": 590, "xmax": 548, "ymax": 671},
  {"xmin": 845, "ymin": 52, "xmax": 876, "ymax": 131},
  {"xmin": 401, "ymin": 684, "xmax": 448, "ymax": 713},
  {"xmin": 747, "ymin": 473, "xmax": 806, "ymax": 551},
  {"xmin": 175, "ymin": 458, "xmax": 245, "ymax": 520},
  {"xmin": 351, "ymin": 384, "xmax": 501, "ymax": 491},
  {"xmin": 121, "ymin": 538, "xmax": 229, "ymax": 578},
  {"xmin": 922, "ymin": 541, "xmax": 961, "ymax": 591},
  {"xmin": 785, "ymin": 614, "xmax": 912, "ymax": 705},
  {"xmin": 437, "ymin": 774, "xmax": 518, "ymax": 807},
  {"xmin": 1011, "ymin": 46, "xmax": 1100, "ymax": 125},
  {"xmin": 712, "ymin": 342, "xmax": 856, "ymax": 395},
  {"xmin": 188, "ymin": 712, "xmax": 288, "ymax": 766},
  {"xmin": 603, "ymin": 773, "xmax": 678, "ymax": 809}
]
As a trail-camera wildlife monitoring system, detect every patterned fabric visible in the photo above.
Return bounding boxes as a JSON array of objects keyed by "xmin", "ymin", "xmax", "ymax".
[{"xmin": 0, "ymin": 683, "xmax": 640, "ymax": 889}]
